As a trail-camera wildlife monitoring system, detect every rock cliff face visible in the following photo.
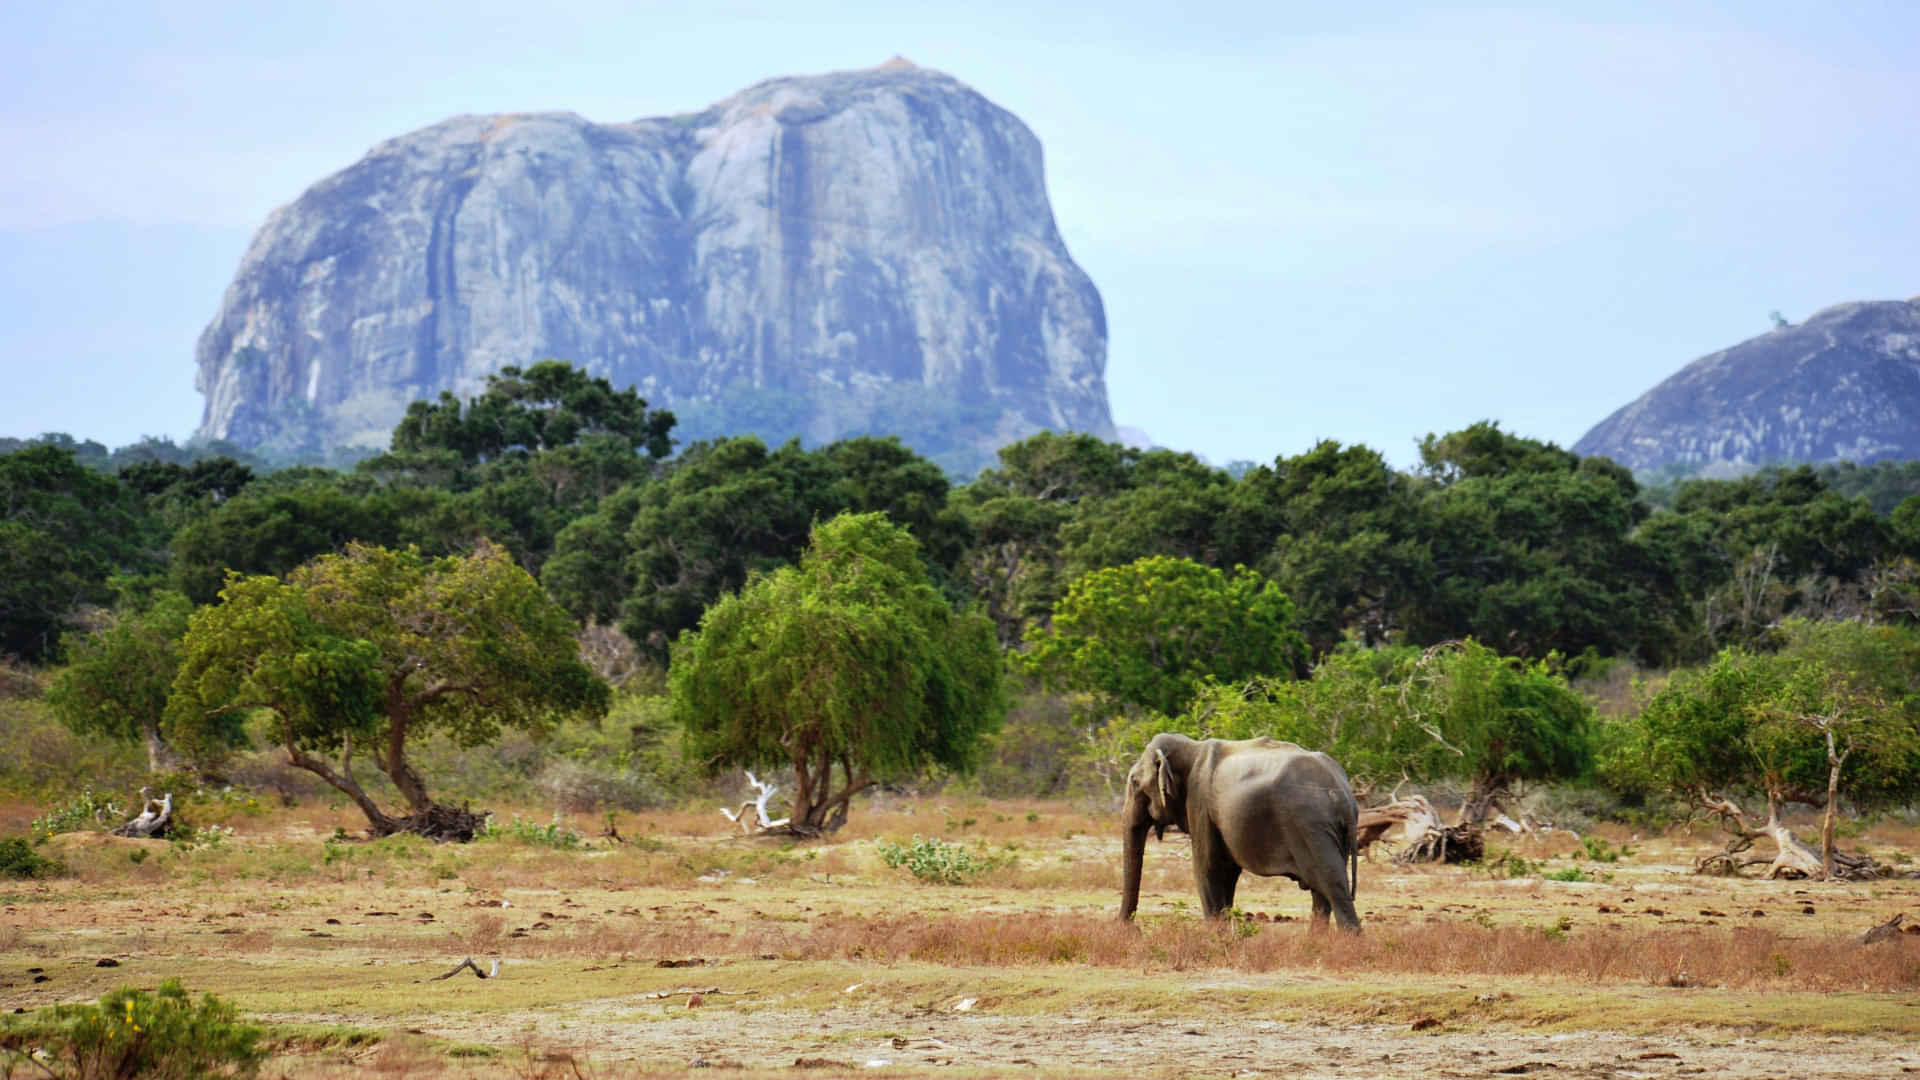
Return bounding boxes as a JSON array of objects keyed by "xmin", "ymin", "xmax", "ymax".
[
  {"xmin": 195, "ymin": 61, "xmax": 1113, "ymax": 468},
  {"xmin": 1574, "ymin": 299, "xmax": 1920, "ymax": 471}
]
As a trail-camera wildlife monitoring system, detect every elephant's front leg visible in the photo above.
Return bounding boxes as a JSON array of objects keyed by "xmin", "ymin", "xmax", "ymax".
[{"xmin": 1191, "ymin": 824, "xmax": 1243, "ymax": 918}]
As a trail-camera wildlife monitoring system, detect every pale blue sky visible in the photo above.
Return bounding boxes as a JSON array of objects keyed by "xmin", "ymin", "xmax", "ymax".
[{"xmin": 2, "ymin": 2, "xmax": 1916, "ymax": 466}]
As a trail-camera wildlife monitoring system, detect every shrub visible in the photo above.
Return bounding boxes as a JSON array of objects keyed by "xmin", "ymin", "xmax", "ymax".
[
  {"xmin": 479, "ymin": 815, "xmax": 585, "ymax": 850},
  {"xmin": 1478, "ymin": 849, "xmax": 1539, "ymax": 878},
  {"xmin": 29, "ymin": 788, "xmax": 125, "ymax": 840},
  {"xmin": 0, "ymin": 836, "xmax": 66, "ymax": 879},
  {"xmin": 2, "ymin": 979, "xmax": 265, "ymax": 1078},
  {"xmin": 1579, "ymin": 835, "xmax": 1632, "ymax": 863},
  {"xmin": 876, "ymin": 836, "xmax": 1007, "ymax": 884}
]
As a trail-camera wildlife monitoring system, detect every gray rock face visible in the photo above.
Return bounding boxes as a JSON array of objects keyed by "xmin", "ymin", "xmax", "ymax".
[
  {"xmin": 1574, "ymin": 299, "xmax": 1920, "ymax": 471},
  {"xmin": 195, "ymin": 61, "xmax": 1113, "ymax": 466}
]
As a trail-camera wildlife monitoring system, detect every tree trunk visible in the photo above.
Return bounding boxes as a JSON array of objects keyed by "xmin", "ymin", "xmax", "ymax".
[
  {"xmin": 1821, "ymin": 729, "xmax": 1847, "ymax": 880},
  {"xmin": 1457, "ymin": 782, "xmax": 1506, "ymax": 826},
  {"xmin": 141, "ymin": 723, "xmax": 183, "ymax": 775},
  {"xmin": 286, "ymin": 740, "xmax": 400, "ymax": 836},
  {"xmin": 380, "ymin": 695, "xmax": 433, "ymax": 814}
]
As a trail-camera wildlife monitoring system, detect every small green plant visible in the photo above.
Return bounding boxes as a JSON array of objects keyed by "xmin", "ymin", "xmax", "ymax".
[
  {"xmin": 2, "ymin": 979, "xmax": 265, "ymax": 1078},
  {"xmin": 478, "ymin": 814, "xmax": 584, "ymax": 850},
  {"xmin": 180, "ymin": 824, "xmax": 236, "ymax": 849},
  {"xmin": 1544, "ymin": 866, "xmax": 1592, "ymax": 883},
  {"xmin": 876, "ymin": 836, "xmax": 1006, "ymax": 884},
  {"xmin": 1579, "ymin": 835, "xmax": 1632, "ymax": 863},
  {"xmin": 1769, "ymin": 951, "xmax": 1793, "ymax": 976},
  {"xmin": 1536, "ymin": 915, "xmax": 1575, "ymax": 941},
  {"xmin": 0, "ymin": 836, "xmax": 67, "ymax": 879},
  {"xmin": 1226, "ymin": 907, "xmax": 1263, "ymax": 939},
  {"xmin": 29, "ymin": 787, "xmax": 124, "ymax": 840},
  {"xmin": 1479, "ymin": 849, "xmax": 1538, "ymax": 878}
]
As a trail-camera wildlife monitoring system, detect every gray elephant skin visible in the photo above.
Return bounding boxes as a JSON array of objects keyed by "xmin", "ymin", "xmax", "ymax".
[{"xmin": 1120, "ymin": 732, "xmax": 1361, "ymax": 931}]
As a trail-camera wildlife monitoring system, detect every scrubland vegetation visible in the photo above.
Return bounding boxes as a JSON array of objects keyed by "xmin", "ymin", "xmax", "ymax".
[{"xmin": 8, "ymin": 363, "xmax": 1920, "ymax": 1074}]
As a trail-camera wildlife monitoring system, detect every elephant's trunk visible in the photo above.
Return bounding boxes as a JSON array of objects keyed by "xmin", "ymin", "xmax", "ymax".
[{"xmin": 1119, "ymin": 821, "xmax": 1150, "ymax": 921}]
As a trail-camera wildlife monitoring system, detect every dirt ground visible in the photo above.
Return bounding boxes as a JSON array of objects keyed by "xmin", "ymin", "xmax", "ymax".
[{"xmin": 5, "ymin": 804, "xmax": 1919, "ymax": 1078}]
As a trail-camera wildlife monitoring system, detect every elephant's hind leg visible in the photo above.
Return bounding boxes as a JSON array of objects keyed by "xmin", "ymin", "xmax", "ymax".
[{"xmin": 1302, "ymin": 833, "xmax": 1361, "ymax": 933}]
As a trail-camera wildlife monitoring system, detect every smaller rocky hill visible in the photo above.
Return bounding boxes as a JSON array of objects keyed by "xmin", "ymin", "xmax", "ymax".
[{"xmin": 1575, "ymin": 299, "xmax": 1920, "ymax": 472}]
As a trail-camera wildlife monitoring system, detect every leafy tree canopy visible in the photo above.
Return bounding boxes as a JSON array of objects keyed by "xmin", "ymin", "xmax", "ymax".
[
  {"xmin": 45, "ymin": 590, "xmax": 212, "ymax": 773},
  {"xmin": 390, "ymin": 360, "xmax": 676, "ymax": 464},
  {"xmin": 1601, "ymin": 618, "xmax": 1920, "ymax": 814},
  {"xmin": 1140, "ymin": 640, "xmax": 1593, "ymax": 820},
  {"xmin": 670, "ymin": 512, "xmax": 1005, "ymax": 832},
  {"xmin": 0, "ymin": 445, "xmax": 158, "ymax": 661},
  {"xmin": 1018, "ymin": 555, "xmax": 1306, "ymax": 717}
]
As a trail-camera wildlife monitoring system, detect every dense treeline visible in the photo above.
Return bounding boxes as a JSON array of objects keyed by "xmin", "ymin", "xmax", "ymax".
[
  {"xmin": 11, "ymin": 365, "xmax": 1920, "ymax": 669},
  {"xmin": 10, "ymin": 361, "xmax": 1920, "ymax": 853}
]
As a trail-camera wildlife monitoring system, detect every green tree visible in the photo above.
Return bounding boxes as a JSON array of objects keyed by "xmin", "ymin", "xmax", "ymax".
[
  {"xmin": 553, "ymin": 436, "xmax": 963, "ymax": 657},
  {"xmin": 1601, "ymin": 619, "xmax": 1920, "ymax": 878},
  {"xmin": 1019, "ymin": 556, "xmax": 1306, "ymax": 717},
  {"xmin": 167, "ymin": 476, "xmax": 388, "ymax": 605},
  {"xmin": 390, "ymin": 359, "xmax": 676, "ymax": 463},
  {"xmin": 167, "ymin": 541, "xmax": 608, "ymax": 838},
  {"xmin": 45, "ymin": 591, "xmax": 215, "ymax": 773},
  {"xmin": 670, "ymin": 512, "xmax": 1005, "ymax": 833},
  {"xmin": 0, "ymin": 445, "xmax": 158, "ymax": 660},
  {"xmin": 1232, "ymin": 440, "xmax": 1427, "ymax": 655},
  {"xmin": 1158, "ymin": 641, "xmax": 1592, "ymax": 820},
  {"xmin": 1403, "ymin": 423, "xmax": 1672, "ymax": 662}
]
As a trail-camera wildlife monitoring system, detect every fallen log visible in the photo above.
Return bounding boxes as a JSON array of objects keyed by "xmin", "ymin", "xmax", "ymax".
[{"xmin": 1357, "ymin": 795, "xmax": 1484, "ymax": 864}]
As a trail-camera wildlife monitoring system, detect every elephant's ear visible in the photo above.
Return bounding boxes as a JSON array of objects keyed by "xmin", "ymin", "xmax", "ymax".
[{"xmin": 1147, "ymin": 747, "xmax": 1174, "ymax": 825}]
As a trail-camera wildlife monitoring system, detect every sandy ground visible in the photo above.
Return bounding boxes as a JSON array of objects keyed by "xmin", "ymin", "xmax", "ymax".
[{"xmin": 290, "ymin": 998, "xmax": 1920, "ymax": 1078}]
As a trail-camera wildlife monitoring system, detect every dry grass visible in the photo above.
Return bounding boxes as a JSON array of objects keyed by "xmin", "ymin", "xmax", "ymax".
[{"xmin": 470, "ymin": 909, "xmax": 1920, "ymax": 993}]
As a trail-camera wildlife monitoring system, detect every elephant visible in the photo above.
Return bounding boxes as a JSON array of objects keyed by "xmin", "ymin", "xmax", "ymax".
[{"xmin": 1120, "ymin": 732, "xmax": 1361, "ymax": 931}]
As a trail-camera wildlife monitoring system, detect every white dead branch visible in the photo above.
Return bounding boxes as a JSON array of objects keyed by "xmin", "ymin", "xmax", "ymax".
[
  {"xmin": 719, "ymin": 770, "xmax": 791, "ymax": 834},
  {"xmin": 111, "ymin": 788, "xmax": 172, "ymax": 838}
]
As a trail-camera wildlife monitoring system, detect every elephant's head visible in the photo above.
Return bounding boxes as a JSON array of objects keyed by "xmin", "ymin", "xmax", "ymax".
[{"xmin": 1120, "ymin": 733, "xmax": 1193, "ymax": 920}]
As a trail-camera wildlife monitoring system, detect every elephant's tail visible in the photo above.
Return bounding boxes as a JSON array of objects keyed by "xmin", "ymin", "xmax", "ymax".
[{"xmin": 1345, "ymin": 815, "xmax": 1359, "ymax": 900}]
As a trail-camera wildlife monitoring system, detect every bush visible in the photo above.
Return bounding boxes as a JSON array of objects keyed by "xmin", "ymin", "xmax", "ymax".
[
  {"xmin": 1, "ymin": 979, "xmax": 265, "ymax": 1078},
  {"xmin": 0, "ymin": 699, "xmax": 144, "ymax": 803},
  {"xmin": 0, "ymin": 836, "xmax": 66, "ymax": 879},
  {"xmin": 29, "ymin": 788, "xmax": 125, "ymax": 841},
  {"xmin": 876, "ymin": 836, "xmax": 1008, "ymax": 884},
  {"xmin": 478, "ymin": 815, "xmax": 585, "ymax": 850}
]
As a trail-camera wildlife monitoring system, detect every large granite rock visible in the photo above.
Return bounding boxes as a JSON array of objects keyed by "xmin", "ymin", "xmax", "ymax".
[
  {"xmin": 1575, "ymin": 299, "xmax": 1920, "ymax": 472},
  {"xmin": 194, "ymin": 60, "xmax": 1113, "ymax": 469}
]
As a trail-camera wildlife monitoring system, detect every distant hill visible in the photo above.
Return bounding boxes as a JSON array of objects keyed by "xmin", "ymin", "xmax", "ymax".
[
  {"xmin": 193, "ymin": 61, "xmax": 1114, "ymax": 476},
  {"xmin": 1575, "ymin": 299, "xmax": 1920, "ymax": 472}
]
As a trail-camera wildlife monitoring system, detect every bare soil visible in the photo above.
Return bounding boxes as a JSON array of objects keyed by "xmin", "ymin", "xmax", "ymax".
[{"xmin": 5, "ymin": 804, "xmax": 1919, "ymax": 1078}]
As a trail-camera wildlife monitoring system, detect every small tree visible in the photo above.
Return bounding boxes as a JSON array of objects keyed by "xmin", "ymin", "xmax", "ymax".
[
  {"xmin": 670, "ymin": 512, "xmax": 1006, "ymax": 834},
  {"xmin": 1159, "ymin": 640, "xmax": 1592, "ymax": 820},
  {"xmin": 1601, "ymin": 619, "xmax": 1920, "ymax": 879},
  {"xmin": 1018, "ymin": 556, "xmax": 1306, "ymax": 718},
  {"xmin": 46, "ymin": 591, "xmax": 218, "ymax": 774},
  {"xmin": 167, "ymin": 541, "xmax": 608, "ymax": 839}
]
